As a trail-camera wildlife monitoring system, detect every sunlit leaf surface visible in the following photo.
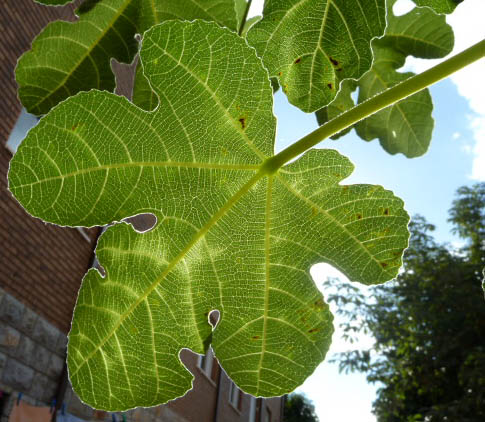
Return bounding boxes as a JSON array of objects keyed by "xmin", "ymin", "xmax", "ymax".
[
  {"xmin": 17, "ymin": 0, "xmax": 239, "ymax": 115},
  {"xmin": 9, "ymin": 21, "xmax": 409, "ymax": 410},
  {"xmin": 247, "ymin": 0, "xmax": 386, "ymax": 112},
  {"xmin": 316, "ymin": 1, "xmax": 454, "ymax": 157}
]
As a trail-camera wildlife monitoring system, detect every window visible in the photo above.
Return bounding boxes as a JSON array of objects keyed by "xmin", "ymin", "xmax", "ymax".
[
  {"xmin": 6, "ymin": 108, "xmax": 38, "ymax": 153},
  {"xmin": 264, "ymin": 406, "xmax": 272, "ymax": 422},
  {"xmin": 197, "ymin": 348, "xmax": 215, "ymax": 382},
  {"xmin": 249, "ymin": 396, "xmax": 256, "ymax": 422},
  {"xmin": 228, "ymin": 380, "xmax": 240, "ymax": 410}
]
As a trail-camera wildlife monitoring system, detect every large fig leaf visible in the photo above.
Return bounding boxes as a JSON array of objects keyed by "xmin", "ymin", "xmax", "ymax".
[
  {"xmin": 246, "ymin": 0, "xmax": 386, "ymax": 113},
  {"xmin": 17, "ymin": 0, "xmax": 239, "ymax": 116},
  {"xmin": 316, "ymin": 1, "xmax": 454, "ymax": 157},
  {"xmin": 9, "ymin": 21, "xmax": 409, "ymax": 410}
]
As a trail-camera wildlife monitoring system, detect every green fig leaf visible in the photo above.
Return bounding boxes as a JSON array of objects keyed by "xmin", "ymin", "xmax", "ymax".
[
  {"xmin": 9, "ymin": 21, "xmax": 409, "ymax": 410},
  {"xmin": 246, "ymin": 0, "xmax": 386, "ymax": 113},
  {"xmin": 315, "ymin": 1, "xmax": 454, "ymax": 157},
  {"xmin": 17, "ymin": 0, "xmax": 239, "ymax": 116}
]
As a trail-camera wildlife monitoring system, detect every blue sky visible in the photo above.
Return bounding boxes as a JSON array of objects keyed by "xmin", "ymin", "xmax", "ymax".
[{"xmin": 249, "ymin": 0, "xmax": 485, "ymax": 420}]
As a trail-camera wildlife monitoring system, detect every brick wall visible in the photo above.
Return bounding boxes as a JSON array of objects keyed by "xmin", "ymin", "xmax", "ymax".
[
  {"xmin": 0, "ymin": 0, "xmax": 135, "ymax": 334},
  {"xmin": 0, "ymin": 0, "xmax": 79, "ymax": 142}
]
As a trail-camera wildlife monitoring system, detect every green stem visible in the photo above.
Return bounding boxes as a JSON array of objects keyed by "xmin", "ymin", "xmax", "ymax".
[
  {"xmin": 238, "ymin": 0, "xmax": 253, "ymax": 36},
  {"xmin": 262, "ymin": 38, "xmax": 485, "ymax": 174}
]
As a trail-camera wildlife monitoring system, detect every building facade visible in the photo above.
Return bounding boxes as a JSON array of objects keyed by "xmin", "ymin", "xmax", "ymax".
[{"xmin": 0, "ymin": 1, "xmax": 284, "ymax": 421}]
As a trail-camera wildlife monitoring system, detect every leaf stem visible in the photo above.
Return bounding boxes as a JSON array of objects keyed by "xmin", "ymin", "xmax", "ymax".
[
  {"xmin": 238, "ymin": 0, "xmax": 253, "ymax": 36},
  {"xmin": 262, "ymin": 38, "xmax": 485, "ymax": 174}
]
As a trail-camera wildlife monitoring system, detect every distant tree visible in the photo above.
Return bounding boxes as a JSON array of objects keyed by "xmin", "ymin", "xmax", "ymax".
[
  {"xmin": 284, "ymin": 393, "xmax": 319, "ymax": 422},
  {"xmin": 448, "ymin": 183, "xmax": 485, "ymax": 265},
  {"xmin": 326, "ymin": 183, "xmax": 485, "ymax": 422}
]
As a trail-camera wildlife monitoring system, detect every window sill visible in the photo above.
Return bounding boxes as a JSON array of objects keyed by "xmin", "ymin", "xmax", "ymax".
[
  {"xmin": 229, "ymin": 402, "xmax": 241, "ymax": 415},
  {"xmin": 76, "ymin": 227, "xmax": 92, "ymax": 243},
  {"xmin": 196, "ymin": 366, "xmax": 217, "ymax": 387}
]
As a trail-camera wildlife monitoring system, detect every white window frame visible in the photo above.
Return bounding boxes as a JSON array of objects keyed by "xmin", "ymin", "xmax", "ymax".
[
  {"xmin": 197, "ymin": 348, "xmax": 215, "ymax": 385},
  {"xmin": 228, "ymin": 380, "xmax": 240, "ymax": 410},
  {"xmin": 249, "ymin": 396, "xmax": 256, "ymax": 422}
]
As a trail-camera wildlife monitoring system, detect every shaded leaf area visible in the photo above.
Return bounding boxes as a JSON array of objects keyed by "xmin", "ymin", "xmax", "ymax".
[
  {"xmin": 9, "ymin": 21, "xmax": 409, "ymax": 410},
  {"xmin": 316, "ymin": 1, "xmax": 454, "ymax": 157},
  {"xmin": 246, "ymin": 0, "xmax": 386, "ymax": 113},
  {"xmin": 413, "ymin": 0, "xmax": 464, "ymax": 14},
  {"xmin": 17, "ymin": 0, "xmax": 239, "ymax": 115},
  {"xmin": 326, "ymin": 183, "xmax": 485, "ymax": 422},
  {"xmin": 132, "ymin": 58, "xmax": 158, "ymax": 111}
]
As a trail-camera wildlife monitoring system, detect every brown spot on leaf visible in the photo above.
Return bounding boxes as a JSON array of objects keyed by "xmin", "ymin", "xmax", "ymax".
[
  {"xmin": 356, "ymin": 214, "xmax": 362, "ymax": 220},
  {"xmin": 327, "ymin": 83, "xmax": 333, "ymax": 89},
  {"xmin": 239, "ymin": 117, "xmax": 246, "ymax": 130},
  {"xmin": 294, "ymin": 57, "xmax": 301, "ymax": 64},
  {"xmin": 278, "ymin": 71, "xmax": 282, "ymax": 76},
  {"xmin": 314, "ymin": 299, "xmax": 325, "ymax": 310},
  {"xmin": 383, "ymin": 208, "xmax": 390, "ymax": 216},
  {"xmin": 329, "ymin": 57, "xmax": 339, "ymax": 66},
  {"xmin": 336, "ymin": 68, "xmax": 342, "ymax": 72},
  {"xmin": 380, "ymin": 262, "xmax": 388, "ymax": 268},
  {"xmin": 252, "ymin": 335, "xmax": 260, "ymax": 340},
  {"xmin": 308, "ymin": 328, "xmax": 320, "ymax": 333}
]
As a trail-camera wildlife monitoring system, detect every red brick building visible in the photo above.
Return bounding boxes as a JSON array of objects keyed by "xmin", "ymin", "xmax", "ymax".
[{"xmin": 0, "ymin": 1, "xmax": 284, "ymax": 420}]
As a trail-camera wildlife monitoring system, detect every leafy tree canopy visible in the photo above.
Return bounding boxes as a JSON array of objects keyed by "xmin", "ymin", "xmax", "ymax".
[
  {"xmin": 327, "ymin": 183, "xmax": 485, "ymax": 422},
  {"xmin": 284, "ymin": 393, "xmax": 319, "ymax": 422}
]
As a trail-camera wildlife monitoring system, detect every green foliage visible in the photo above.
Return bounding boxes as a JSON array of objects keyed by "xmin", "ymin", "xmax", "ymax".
[
  {"xmin": 8, "ymin": 0, "xmax": 482, "ymax": 413},
  {"xmin": 16, "ymin": 0, "xmax": 240, "ymax": 116},
  {"xmin": 284, "ymin": 393, "xmax": 319, "ymax": 422},
  {"xmin": 448, "ymin": 183, "xmax": 485, "ymax": 264},
  {"xmin": 327, "ymin": 183, "xmax": 485, "ymax": 421},
  {"xmin": 316, "ymin": 0, "xmax": 454, "ymax": 157},
  {"xmin": 247, "ymin": 0, "xmax": 387, "ymax": 112},
  {"xmin": 9, "ymin": 20, "xmax": 410, "ymax": 410},
  {"xmin": 413, "ymin": 0, "xmax": 463, "ymax": 14}
]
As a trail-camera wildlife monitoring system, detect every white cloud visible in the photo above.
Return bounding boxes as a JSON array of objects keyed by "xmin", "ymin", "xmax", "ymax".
[
  {"xmin": 452, "ymin": 132, "xmax": 461, "ymax": 140},
  {"xmin": 401, "ymin": 0, "xmax": 485, "ymax": 181}
]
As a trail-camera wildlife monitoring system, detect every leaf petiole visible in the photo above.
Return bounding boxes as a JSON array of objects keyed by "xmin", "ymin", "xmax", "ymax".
[
  {"xmin": 263, "ymin": 38, "xmax": 485, "ymax": 174},
  {"xmin": 238, "ymin": 0, "xmax": 253, "ymax": 36}
]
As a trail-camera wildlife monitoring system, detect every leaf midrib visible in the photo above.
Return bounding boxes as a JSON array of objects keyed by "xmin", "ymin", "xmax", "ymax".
[
  {"xmin": 70, "ymin": 169, "xmax": 266, "ymax": 378},
  {"xmin": 70, "ymin": 158, "xmax": 397, "ymax": 380},
  {"xmin": 13, "ymin": 161, "xmax": 259, "ymax": 189}
]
